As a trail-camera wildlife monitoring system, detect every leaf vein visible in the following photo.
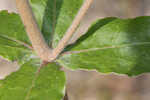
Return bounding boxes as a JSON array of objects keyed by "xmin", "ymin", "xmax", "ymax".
[
  {"xmin": 63, "ymin": 42, "xmax": 150, "ymax": 55},
  {"xmin": 0, "ymin": 34, "xmax": 32, "ymax": 49},
  {"xmin": 25, "ymin": 66, "xmax": 42, "ymax": 100}
]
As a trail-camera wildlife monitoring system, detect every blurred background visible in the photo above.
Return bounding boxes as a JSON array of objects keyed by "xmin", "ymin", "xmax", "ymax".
[{"xmin": 1, "ymin": 0, "xmax": 150, "ymax": 100}]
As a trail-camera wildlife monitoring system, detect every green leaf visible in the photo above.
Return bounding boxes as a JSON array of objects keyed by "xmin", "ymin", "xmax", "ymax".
[
  {"xmin": 58, "ymin": 17, "xmax": 150, "ymax": 76},
  {"xmin": 0, "ymin": 11, "xmax": 32, "ymax": 62},
  {"xmin": 0, "ymin": 59, "xmax": 66, "ymax": 100},
  {"xmin": 0, "ymin": 10, "xmax": 30, "ymax": 44},
  {"xmin": 29, "ymin": 0, "xmax": 83, "ymax": 47},
  {"xmin": 0, "ymin": 10, "xmax": 66, "ymax": 100}
]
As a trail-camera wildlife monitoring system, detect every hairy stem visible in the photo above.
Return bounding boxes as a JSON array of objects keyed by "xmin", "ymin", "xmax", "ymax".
[
  {"xmin": 52, "ymin": 0, "xmax": 94, "ymax": 58},
  {"xmin": 15, "ymin": 0, "xmax": 55, "ymax": 62},
  {"xmin": 15, "ymin": 0, "xmax": 93, "ymax": 62}
]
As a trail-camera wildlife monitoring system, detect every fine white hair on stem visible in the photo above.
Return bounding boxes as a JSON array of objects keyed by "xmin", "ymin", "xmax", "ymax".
[
  {"xmin": 52, "ymin": 0, "xmax": 94, "ymax": 58},
  {"xmin": 15, "ymin": 0, "xmax": 93, "ymax": 62},
  {"xmin": 15, "ymin": 0, "xmax": 54, "ymax": 62}
]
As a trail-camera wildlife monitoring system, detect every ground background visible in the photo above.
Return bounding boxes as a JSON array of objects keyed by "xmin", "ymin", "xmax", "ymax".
[{"xmin": 0, "ymin": 0, "xmax": 150, "ymax": 100}]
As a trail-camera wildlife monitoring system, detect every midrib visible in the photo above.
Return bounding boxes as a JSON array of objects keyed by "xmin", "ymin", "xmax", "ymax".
[
  {"xmin": 64, "ymin": 42, "xmax": 150, "ymax": 55},
  {"xmin": 0, "ymin": 34, "xmax": 32, "ymax": 49}
]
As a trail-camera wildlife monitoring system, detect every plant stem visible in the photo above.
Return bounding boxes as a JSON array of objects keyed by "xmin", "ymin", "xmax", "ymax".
[
  {"xmin": 15, "ymin": 0, "xmax": 55, "ymax": 62},
  {"xmin": 63, "ymin": 90, "xmax": 68, "ymax": 100},
  {"xmin": 52, "ymin": 0, "xmax": 93, "ymax": 58},
  {"xmin": 15, "ymin": 0, "xmax": 93, "ymax": 62}
]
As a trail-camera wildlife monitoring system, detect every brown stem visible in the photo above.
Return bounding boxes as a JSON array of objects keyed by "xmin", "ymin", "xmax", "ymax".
[
  {"xmin": 15, "ymin": 0, "xmax": 54, "ymax": 62},
  {"xmin": 52, "ymin": 0, "xmax": 94, "ymax": 58},
  {"xmin": 63, "ymin": 90, "xmax": 69, "ymax": 100}
]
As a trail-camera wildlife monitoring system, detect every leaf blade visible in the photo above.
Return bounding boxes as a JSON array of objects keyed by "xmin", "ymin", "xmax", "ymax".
[
  {"xmin": 58, "ymin": 17, "xmax": 150, "ymax": 76},
  {"xmin": 0, "ymin": 11, "xmax": 32, "ymax": 61},
  {"xmin": 0, "ymin": 10, "xmax": 30, "ymax": 45},
  {"xmin": 0, "ymin": 59, "xmax": 66, "ymax": 100}
]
